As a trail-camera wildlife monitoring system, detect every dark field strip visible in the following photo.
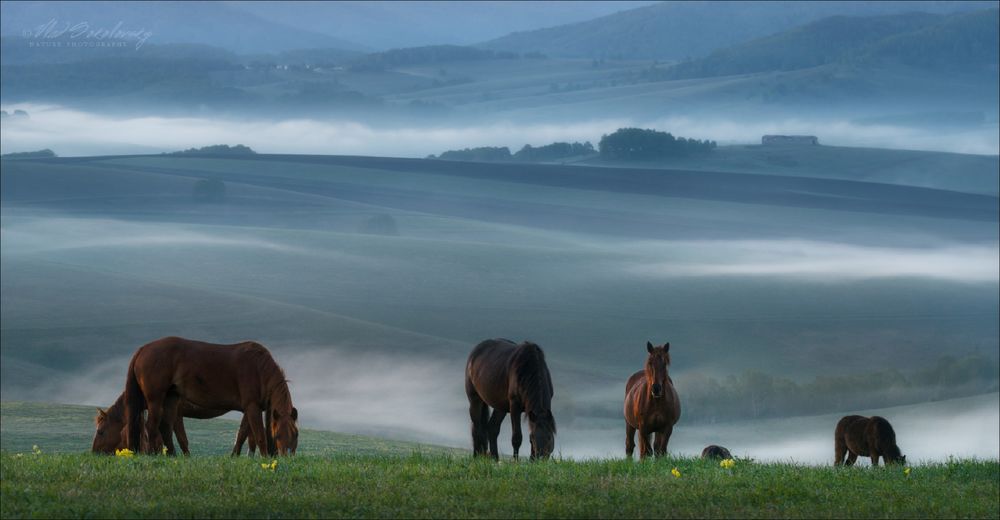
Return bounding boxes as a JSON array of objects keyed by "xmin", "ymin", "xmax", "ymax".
[
  {"xmin": 26, "ymin": 154, "xmax": 1000, "ymax": 222},
  {"xmin": 1, "ymin": 453, "xmax": 997, "ymax": 519}
]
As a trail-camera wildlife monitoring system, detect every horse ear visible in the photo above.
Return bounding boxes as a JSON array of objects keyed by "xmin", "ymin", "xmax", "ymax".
[
  {"xmin": 664, "ymin": 342, "xmax": 670, "ymax": 352},
  {"xmin": 291, "ymin": 407, "xmax": 298, "ymax": 421},
  {"xmin": 646, "ymin": 341, "xmax": 654, "ymax": 353}
]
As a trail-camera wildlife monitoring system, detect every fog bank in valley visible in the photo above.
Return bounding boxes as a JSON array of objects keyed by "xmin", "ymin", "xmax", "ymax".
[{"xmin": 3, "ymin": 104, "xmax": 998, "ymax": 157}]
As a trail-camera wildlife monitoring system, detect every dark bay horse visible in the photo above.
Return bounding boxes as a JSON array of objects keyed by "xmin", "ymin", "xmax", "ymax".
[
  {"xmin": 835, "ymin": 415, "xmax": 906, "ymax": 466},
  {"xmin": 123, "ymin": 336, "xmax": 298, "ymax": 456},
  {"xmin": 92, "ymin": 392, "xmax": 262, "ymax": 455},
  {"xmin": 624, "ymin": 341, "xmax": 681, "ymax": 459},
  {"xmin": 465, "ymin": 338, "xmax": 556, "ymax": 460},
  {"xmin": 701, "ymin": 445, "xmax": 733, "ymax": 460}
]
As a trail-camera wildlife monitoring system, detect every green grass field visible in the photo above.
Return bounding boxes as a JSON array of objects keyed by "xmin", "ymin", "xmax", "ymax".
[{"xmin": 3, "ymin": 451, "xmax": 997, "ymax": 518}]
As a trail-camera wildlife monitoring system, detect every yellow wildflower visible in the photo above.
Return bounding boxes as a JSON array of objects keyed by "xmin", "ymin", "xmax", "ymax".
[
  {"xmin": 720, "ymin": 458, "xmax": 736, "ymax": 469},
  {"xmin": 904, "ymin": 467, "xmax": 911, "ymax": 476},
  {"xmin": 115, "ymin": 448, "xmax": 135, "ymax": 458},
  {"xmin": 261, "ymin": 459, "xmax": 278, "ymax": 471},
  {"xmin": 31, "ymin": 445, "xmax": 42, "ymax": 455},
  {"xmin": 161, "ymin": 446, "xmax": 168, "ymax": 456},
  {"xmin": 671, "ymin": 467, "xmax": 681, "ymax": 478}
]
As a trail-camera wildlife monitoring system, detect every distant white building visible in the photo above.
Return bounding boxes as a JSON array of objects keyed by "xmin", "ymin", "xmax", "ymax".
[{"xmin": 761, "ymin": 135, "xmax": 819, "ymax": 146}]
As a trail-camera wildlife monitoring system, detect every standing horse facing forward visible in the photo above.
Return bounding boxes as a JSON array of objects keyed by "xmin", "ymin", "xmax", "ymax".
[
  {"xmin": 624, "ymin": 341, "xmax": 681, "ymax": 459},
  {"xmin": 465, "ymin": 338, "xmax": 556, "ymax": 460},
  {"xmin": 834, "ymin": 415, "xmax": 906, "ymax": 466},
  {"xmin": 123, "ymin": 336, "xmax": 298, "ymax": 456}
]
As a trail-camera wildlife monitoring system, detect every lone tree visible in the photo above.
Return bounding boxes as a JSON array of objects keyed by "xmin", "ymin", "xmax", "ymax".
[{"xmin": 598, "ymin": 128, "xmax": 716, "ymax": 160}]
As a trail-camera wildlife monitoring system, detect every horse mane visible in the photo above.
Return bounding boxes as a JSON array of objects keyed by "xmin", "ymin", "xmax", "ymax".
[
  {"xmin": 98, "ymin": 392, "xmax": 127, "ymax": 425},
  {"xmin": 244, "ymin": 342, "xmax": 294, "ymax": 415},
  {"xmin": 511, "ymin": 342, "xmax": 554, "ymax": 420}
]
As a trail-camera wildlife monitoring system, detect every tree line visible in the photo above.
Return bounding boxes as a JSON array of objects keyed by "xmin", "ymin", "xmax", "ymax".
[{"xmin": 431, "ymin": 127, "xmax": 717, "ymax": 163}]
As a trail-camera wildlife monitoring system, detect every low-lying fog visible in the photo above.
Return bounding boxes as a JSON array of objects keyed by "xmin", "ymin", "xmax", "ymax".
[
  {"xmin": 37, "ymin": 346, "xmax": 1000, "ymax": 464},
  {"xmin": 5, "ymin": 216, "xmax": 997, "ymax": 463},
  {"xmin": 3, "ymin": 103, "xmax": 999, "ymax": 156}
]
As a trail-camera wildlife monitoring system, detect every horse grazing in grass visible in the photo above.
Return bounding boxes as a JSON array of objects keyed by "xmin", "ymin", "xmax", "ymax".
[
  {"xmin": 93, "ymin": 393, "xmax": 265, "ymax": 456},
  {"xmin": 701, "ymin": 445, "xmax": 732, "ymax": 460},
  {"xmin": 466, "ymin": 338, "xmax": 556, "ymax": 460},
  {"xmin": 624, "ymin": 341, "xmax": 681, "ymax": 459},
  {"xmin": 123, "ymin": 336, "xmax": 298, "ymax": 456},
  {"xmin": 834, "ymin": 415, "xmax": 906, "ymax": 466}
]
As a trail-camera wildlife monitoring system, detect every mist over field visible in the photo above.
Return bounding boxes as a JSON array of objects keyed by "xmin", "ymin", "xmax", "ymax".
[
  {"xmin": 3, "ymin": 104, "xmax": 999, "ymax": 157},
  {"xmin": 1, "ymin": 0, "xmax": 998, "ymax": 465}
]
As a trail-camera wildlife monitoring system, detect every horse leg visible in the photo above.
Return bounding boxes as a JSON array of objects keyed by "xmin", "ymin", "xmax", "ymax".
[
  {"xmin": 265, "ymin": 408, "xmax": 275, "ymax": 457},
  {"xmin": 232, "ymin": 414, "xmax": 250, "ymax": 456},
  {"xmin": 144, "ymin": 400, "xmax": 165, "ymax": 455},
  {"xmin": 625, "ymin": 423, "xmax": 636, "ymax": 458},
  {"xmin": 654, "ymin": 426, "xmax": 672, "ymax": 457},
  {"xmin": 487, "ymin": 409, "xmax": 507, "ymax": 460},
  {"xmin": 870, "ymin": 451, "xmax": 880, "ymax": 467},
  {"xmin": 157, "ymin": 394, "xmax": 181, "ymax": 456},
  {"xmin": 244, "ymin": 404, "xmax": 268, "ymax": 457},
  {"xmin": 834, "ymin": 435, "xmax": 847, "ymax": 466},
  {"xmin": 845, "ymin": 452, "xmax": 858, "ymax": 466},
  {"xmin": 466, "ymin": 388, "xmax": 489, "ymax": 456},
  {"xmin": 173, "ymin": 415, "xmax": 191, "ymax": 456},
  {"xmin": 638, "ymin": 428, "xmax": 652, "ymax": 460},
  {"xmin": 510, "ymin": 404, "xmax": 523, "ymax": 460}
]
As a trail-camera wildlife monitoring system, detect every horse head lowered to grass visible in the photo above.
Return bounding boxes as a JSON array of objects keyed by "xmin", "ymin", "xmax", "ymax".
[
  {"xmin": 465, "ymin": 338, "xmax": 556, "ymax": 460},
  {"xmin": 92, "ymin": 392, "xmax": 280, "ymax": 456}
]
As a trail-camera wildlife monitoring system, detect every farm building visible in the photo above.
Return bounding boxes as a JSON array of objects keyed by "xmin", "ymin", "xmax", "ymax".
[{"xmin": 761, "ymin": 135, "xmax": 819, "ymax": 146}]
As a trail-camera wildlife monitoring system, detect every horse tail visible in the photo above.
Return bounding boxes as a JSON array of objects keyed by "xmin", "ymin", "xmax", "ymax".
[{"xmin": 123, "ymin": 349, "xmax": 147, "ymax": 451}]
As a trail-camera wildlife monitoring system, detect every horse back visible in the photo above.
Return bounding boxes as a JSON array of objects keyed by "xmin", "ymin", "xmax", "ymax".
[
  {"xmin": 866, "ymin": 416, "xmax": 900, "ymax": 455},
  {"xmin": 466, "ymin": 339, "xmax": 518, "ymax": 410},
  {"xmin": 134, "ymin": 336, "xmax": 276, "ymax": 410},
  {"xmin": 837, "ymin": 415, "xmax": 871, "ymax": 454}
]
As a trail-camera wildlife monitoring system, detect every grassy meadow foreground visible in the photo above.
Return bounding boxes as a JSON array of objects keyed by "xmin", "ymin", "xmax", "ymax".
[
  {"xmin": 2, "ymin": 402, "xmax": 999, "ymax": 519},
  {"xmin": 3, "ymin": 449, "xmax": 998, "ymax": 518}
]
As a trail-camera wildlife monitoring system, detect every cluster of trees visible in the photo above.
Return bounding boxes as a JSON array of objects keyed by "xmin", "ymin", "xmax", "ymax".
[
  {"xmin": 171, "ymin": 144, "xmax": 256, "ymax": 156},
  {"xmin": 1, "ymin": 148, "xmax": 55, "ymax": 159},
  {"xmin": 598, "ymin": 127, "xmax": 716, "ymax": 160},
  {"xmin": 430, "ymin": 141, "xmax": 597, "ymax": 163},
  {"xmin": 514, "ymin": 141, "xmax": 595, "ymax": 161},
  {"xmin": 432, "ymin": 146, "xmax": 513, "ymax": 162}
]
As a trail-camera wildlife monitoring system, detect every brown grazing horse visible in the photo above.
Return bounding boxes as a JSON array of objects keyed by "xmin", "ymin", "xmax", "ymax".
[
  {"xmin": 701, "ymin": 445, "xmax": 733, "ymax": 460},
  {"xmin": 123, "ymin": 336, "xmax": 298, "ymax": 456},
  {"xmin": 465, "ymin": 338, "xmax": 556, "ymax": 460},
  {"xmin": 93, "ymin": 392, "xmax": 263, "ymax": 455},
  {"xmin": 624, "ymin": 341, "xmax": 681, "ymax": 459},
  {"xmin": 835, "ymin": 415, "xmax": 906, "ymax": 466}
]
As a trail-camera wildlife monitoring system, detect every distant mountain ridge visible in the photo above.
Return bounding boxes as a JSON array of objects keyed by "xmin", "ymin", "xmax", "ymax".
[
  {"xmin": 664, "ymin": 9, "xmax": 999, "ymax": 79},
  {"xmin": 481, "ymin": 1, "xmax": 999, "ymax": 60}
]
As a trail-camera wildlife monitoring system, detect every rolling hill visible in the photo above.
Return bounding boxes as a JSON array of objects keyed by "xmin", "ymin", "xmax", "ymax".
[
  {"xmin": 664, "ymin": 9, "xmax": 1000, "ymax": 80},
  {"xmin": 480, "ymin": 1, "xmax": 996, "ymax": 60},
  {"xmin": 1, "ymin": 152, "xmax": 996, "ymax": 452}
]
